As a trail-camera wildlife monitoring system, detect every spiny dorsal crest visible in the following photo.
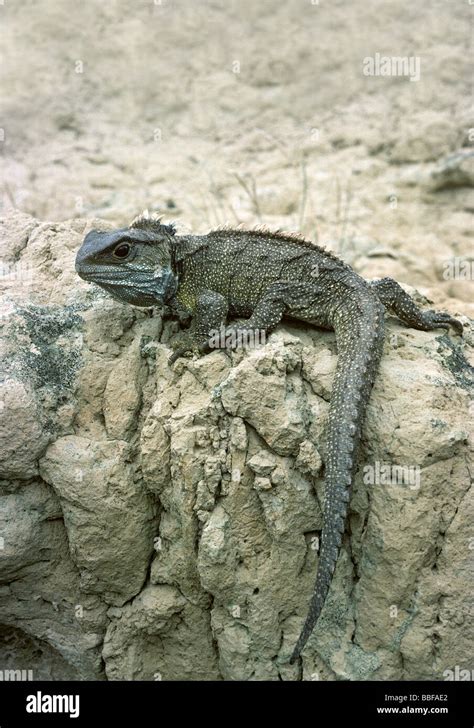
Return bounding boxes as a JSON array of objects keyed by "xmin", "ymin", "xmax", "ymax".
[
  {"xmin": 130, "ymin": 209, "xmax": 176, "ymax": 236},
  {"xmin": 208, "ymin": 224, "xmax": 343, "ymax": 261}
]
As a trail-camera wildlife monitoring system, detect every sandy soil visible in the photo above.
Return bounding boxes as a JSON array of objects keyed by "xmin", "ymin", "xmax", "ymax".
[{"xmin": 1, "ymin": 0, "xmax": 473, "ymax": 316}]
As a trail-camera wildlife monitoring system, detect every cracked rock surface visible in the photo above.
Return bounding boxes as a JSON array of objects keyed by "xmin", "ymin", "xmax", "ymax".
[{"xmin": 0, "ymin": 211, "xmax": 472, "ymax": 680}]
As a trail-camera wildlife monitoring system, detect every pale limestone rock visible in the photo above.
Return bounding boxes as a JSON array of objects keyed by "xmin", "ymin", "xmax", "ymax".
[
  {"xmin": 0, "ymin": 377, "xmax": 50, "ymax": 478},
  {"xmin": 0, "ymin": 212, "xmax": 472, "ymax": 682},
  {"xmin": 40, "ymin": 436, "xmax": 156, "ymax": 606}
]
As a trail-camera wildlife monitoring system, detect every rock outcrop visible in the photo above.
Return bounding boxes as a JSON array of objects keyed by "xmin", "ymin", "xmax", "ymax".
[{"xmin": 0, "ymin": 212, "xmax": 472, "ymax": 680}]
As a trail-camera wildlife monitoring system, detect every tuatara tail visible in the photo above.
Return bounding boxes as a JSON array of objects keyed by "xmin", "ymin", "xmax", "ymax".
[{"xmin": 290, "ymin": 293, "xmax": 385, "ymax": 663}]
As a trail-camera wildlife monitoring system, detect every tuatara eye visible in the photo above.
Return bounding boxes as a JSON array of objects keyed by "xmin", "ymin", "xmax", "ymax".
[{"xmin": 113, "ymin": 243, "xmax": 131, "ymax": 259}]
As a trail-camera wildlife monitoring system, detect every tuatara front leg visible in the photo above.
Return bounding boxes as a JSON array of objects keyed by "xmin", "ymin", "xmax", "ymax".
[{"xmin": 169, "ymin": 290, "xmax": 228, "ymax": 364}]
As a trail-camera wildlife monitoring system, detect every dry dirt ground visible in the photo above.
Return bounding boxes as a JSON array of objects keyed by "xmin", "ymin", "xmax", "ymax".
[{"xmin": 1, "ymin": 0, "xmax": 473, "ymax": 323}]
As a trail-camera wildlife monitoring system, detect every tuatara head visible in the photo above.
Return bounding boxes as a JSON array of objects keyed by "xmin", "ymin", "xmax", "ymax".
[{"xmin": 75, "ymin": 212, "xmax": 178, "ymax": 307}]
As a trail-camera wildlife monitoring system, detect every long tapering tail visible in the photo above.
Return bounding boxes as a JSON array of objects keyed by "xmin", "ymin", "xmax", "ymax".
[{"xmin": 290, "ymin": 293, "xmax": 385, "ymax": 662}]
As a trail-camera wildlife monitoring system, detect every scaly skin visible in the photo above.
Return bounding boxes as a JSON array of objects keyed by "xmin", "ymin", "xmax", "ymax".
[{"xmin": 75, "ymin": 213, "xmax": 463, "ymax": 662}]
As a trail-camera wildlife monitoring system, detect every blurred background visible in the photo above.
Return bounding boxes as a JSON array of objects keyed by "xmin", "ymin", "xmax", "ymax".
[{"xmin": 1, "ymin": 0, "xmax": 472, "ymax": 310}]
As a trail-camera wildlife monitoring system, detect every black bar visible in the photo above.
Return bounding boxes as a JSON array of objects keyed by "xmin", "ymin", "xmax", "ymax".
[{"xmin": 0, "ymin": 680, "xmax": 471, "ymax": 726}]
